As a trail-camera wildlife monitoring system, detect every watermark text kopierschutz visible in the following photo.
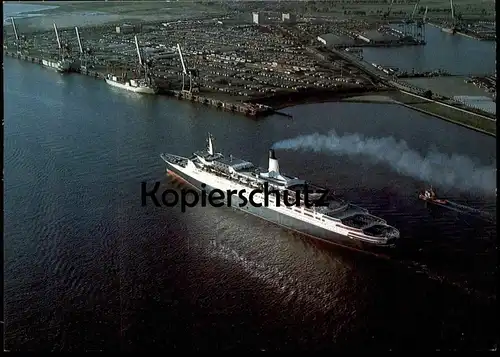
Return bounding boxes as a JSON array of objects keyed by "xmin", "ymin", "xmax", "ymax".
[{"xmin": 141, "ymin": 181, "xmax": 329, "ymax": 212}]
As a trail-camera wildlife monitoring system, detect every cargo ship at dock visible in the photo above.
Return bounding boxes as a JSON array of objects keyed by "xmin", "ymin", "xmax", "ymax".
[
  {"xmin": 40, "ymin": 23, "xmax": 76, "ymax": 73},
  {"xmin": 105, "ymin": 74, "xmax": 157, "ymax": 94},
  {"xmin": 41, "ymin": 58, "xmax": 72, "ymax": 73},
  {"xmin": 160, "ymin": 134, "xmax": 400, "ymax": 254},
  {"xmin": 104, "ymin": 35, "xmax": 158, "ymax": 94}
]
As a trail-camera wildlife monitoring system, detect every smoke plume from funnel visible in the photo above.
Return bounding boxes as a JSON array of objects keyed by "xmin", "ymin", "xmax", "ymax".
[{"xmin": 272, "ymin": 130, "xmax": 496, "ymax": 195}]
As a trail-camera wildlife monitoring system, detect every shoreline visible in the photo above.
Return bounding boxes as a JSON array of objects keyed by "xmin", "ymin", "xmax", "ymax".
[
  {"xmin": 3, "ymin": 2, "xmax": 496, "ymax": 137},
  {"xmin": 385, "ymin": 91, "xmax": 496, "ymax": 137},
  {"xmin": 4, "ymin": 50, "xmax": 495, "ymax": 137},
  {"xmin": 398, "ymin": 102, "xmax": 495, "ymax": 137},
  {"xmin": 4, "ymin": 50, "xmax": 495, "ymax": 136},
  {"xmin": 249, "ymin": 86, "xmax": 496, "ymax": 137},
  {"xmin": 245, "ymin": 88, "xmax": 386, "ymax": 110},
  {"xmin": 245, "ymin": 87, "xmax": 496, "ymax": 137}
]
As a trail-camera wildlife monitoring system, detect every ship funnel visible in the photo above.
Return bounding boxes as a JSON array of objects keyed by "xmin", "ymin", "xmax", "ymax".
[{"xmin": 268, "ymin": 149, "xmax": 280, "ymax": 175}]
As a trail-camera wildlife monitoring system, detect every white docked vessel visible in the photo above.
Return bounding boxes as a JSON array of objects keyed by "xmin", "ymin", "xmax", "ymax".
[
  {"xmin": 160, "ymin": 134, "xmax": 400, "ymax": 253},
  {"xmin": 40, "ymin": 23, "xmax": 73, "ymax": 73},
  {"xmin": 105, "ymin": 35, "xmax": 157, "ymax": 94},
  {"xmin": 105, "ymin": 74, "xmax": 157, "ymax": 94}
]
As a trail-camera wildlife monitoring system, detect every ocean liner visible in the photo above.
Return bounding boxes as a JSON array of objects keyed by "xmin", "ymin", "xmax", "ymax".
[{"xmin": 160, "ymin": 134, "xmax": 400, "ymax": 252}]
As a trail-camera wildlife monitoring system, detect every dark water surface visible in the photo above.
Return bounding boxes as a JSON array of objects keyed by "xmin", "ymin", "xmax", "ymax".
[{"xmin": 4, "ymin": 56, "xmax": 497, "ymax": 351}]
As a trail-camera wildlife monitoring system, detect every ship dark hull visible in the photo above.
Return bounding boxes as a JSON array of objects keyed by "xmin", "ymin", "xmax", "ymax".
[{"xmin": 165, "ymin": 162, "xmax": 395, "ymax": 257}]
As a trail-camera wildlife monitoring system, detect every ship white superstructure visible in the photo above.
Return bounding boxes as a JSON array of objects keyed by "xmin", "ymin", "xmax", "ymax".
[{"xmin": 160, "ymin": 134, "xmax": 400, "ymax": 250}]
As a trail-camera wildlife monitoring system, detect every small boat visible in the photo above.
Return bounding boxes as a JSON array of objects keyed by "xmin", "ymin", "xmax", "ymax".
[{"xmin": 418, "ymin": 187, "xmax": 448, "ymax": 204}]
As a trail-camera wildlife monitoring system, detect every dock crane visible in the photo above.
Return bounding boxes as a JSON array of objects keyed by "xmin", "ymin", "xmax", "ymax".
[
  {"xmin": 176, "ymin": 43, "xmax": 199, "ymax": 93},
  {"xmin": 382, "ymin": 0, "xmax": 394, "ymax": 20},
  {"xmin": 53, "ymin": 23, "xmax": 62, "ymax": 60},
  {"xmin": 134, "ymin": 35, "xmax": 143, "ymax": 68},
  {"xmin": 74, "ymin": 26, "xmax": 86, "ymax": 69},
  {"xmin": 405, "ymin": 0, "xmax": 420, "ymax": 24},
  {"xmin": 450, "ymin": 0, "xmax": 455, "ymax": 25},
  {"xmin": 53, "ymin": 23, "xmax": 71, "ymax": 60},
  {"xmin": 422, "ymin": 6, "xmax": 428, "ymax": 24},
  {"xmin": 134, "ymin": 35, "xmax": 154, "ymax": 86},
  {"xmin": 441, "ymin": 0, "xmax": 460, "ymax": 34},
  {"xmin": 415, "ymin": 5, "xmax": 428, "ymax": 27},
  {"xmin": 10, "ymin": 17, "xmax": 22, "ymax": 55},
  {"xmin": 450, "ymin": 0, "xmax": 456, "ymax": 30},
  {"xmin": 75, "ymin": 27, "xmax": 84, "ymax": 55},
  {"xmin": 449, "ymin": 0, "xmax": 462, "ymax": 32},
  {"xmin": 76, "ymin": 28, "xmax": 95, "ymax": 70}
]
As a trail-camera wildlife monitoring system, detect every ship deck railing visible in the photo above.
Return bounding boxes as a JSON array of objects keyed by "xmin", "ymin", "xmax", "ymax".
[
  {"xmin": 161, "ymin": 153, "xmax": 188, "ymax": 166},
  {"xmin": 205, "ymin": 164, "xmax": 233, "ymax": 177}
]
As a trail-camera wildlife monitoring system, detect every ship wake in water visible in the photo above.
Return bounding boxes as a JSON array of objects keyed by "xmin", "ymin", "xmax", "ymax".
[
  {"xmin": 272, "ymin": 130, "xmax": 496, "ymax": 195},
  {"xmin": 205, "ymin": 239, "xmax": 342, "ymax": 310}
]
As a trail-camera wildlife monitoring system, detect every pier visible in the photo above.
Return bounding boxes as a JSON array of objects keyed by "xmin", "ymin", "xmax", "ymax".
[
  {"xmin": 167, "ymin": 90, "xmax": 275, "ymax": 117},
  {"xmin": 4, "ymin": 50, "xmax": 276, "ymax": 118},
  {"xmin": 4, "ymin": 51, "xmax": 42, "ymax": 65}
]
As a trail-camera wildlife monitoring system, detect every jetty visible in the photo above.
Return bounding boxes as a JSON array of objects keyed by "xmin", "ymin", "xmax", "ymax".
[{"xmin": 4, "ymin": 50, "xmax": 276, "ymax": 118}]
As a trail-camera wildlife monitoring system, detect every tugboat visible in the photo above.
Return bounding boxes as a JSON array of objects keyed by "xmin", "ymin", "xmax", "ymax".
[{"xmin": 418, "ymin": 186, "xmax": 448, "ymax": 205}]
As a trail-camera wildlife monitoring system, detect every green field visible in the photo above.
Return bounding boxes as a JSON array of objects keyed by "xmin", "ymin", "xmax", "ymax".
[
  {"xmin": 14, "ymin": 0, "xmax": 496, "ymax": 31},
  {"xmin": 13, "ymin": 1, "xmax": 227, "ymax": 31}
]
